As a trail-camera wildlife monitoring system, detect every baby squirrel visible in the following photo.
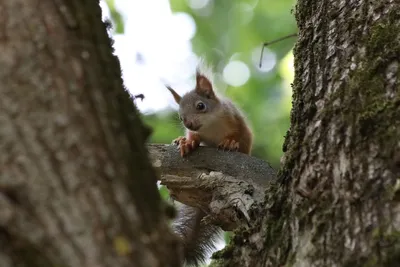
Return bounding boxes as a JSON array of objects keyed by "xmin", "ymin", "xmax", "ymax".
[{"xmin": 166, "ymin": 65, "xmax": 253, "ymax": 266}]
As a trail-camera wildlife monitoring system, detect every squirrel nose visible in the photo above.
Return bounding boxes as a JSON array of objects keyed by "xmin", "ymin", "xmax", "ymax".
[
  {"xmin": 182, "ymin": 118, "xmax": 190, "ymax": 127},
  {"xmin": 184, "ymin": 121, "xmax": 193, "ymax": 129}
]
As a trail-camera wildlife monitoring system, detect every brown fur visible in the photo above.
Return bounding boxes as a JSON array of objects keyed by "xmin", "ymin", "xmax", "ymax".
[
  {"xmin": 167, "ymin": 66, "xmax": 253, "ymax": 266},
  {"xmin": 168, "ymin": 71, "xmax": 253, "ymax": 157}
]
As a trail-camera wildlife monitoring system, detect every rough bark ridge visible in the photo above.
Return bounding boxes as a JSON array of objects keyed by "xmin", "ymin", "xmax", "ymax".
[
  {"xmin": 213, "ymin": 0, "xmax": 400, "ymax": 266},
  {"xmin": 149, "ymin": 144, "xmax": 276, "ymax": 231},
  {"xmin": 0, "ymin": 1, "xmax": 180, "ymax": 267}
]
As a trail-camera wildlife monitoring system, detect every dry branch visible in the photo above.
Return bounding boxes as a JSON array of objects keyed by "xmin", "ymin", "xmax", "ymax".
[{"xmin": 147, "ymin": 144, "xmax": 277, "ymax": 231}]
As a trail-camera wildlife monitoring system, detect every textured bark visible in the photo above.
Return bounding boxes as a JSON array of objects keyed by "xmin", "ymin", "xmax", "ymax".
[
  {"xmin": 0, "ymin": 1, "xmax": 180, "ymax": 267},
  {"xmin": 148, "ymin": 144, "xmax": 276, "ymax": 231},
  {"xmin": 148, "ymin": 144, "xmax": 276, "ymax": 188},
  {"xmin": 214, "ymin": 0, "xmax": 400, "ymax": 266}
]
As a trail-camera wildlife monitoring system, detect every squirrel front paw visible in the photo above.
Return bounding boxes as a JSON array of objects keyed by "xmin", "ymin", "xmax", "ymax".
[
  {"xmin": 218, "ymin": 139, "xmax": 240, "ymax": 152},
  {"xmin": 172, "ymin": 136, "xmax": 186, "ymax": 146},
  {"xmin": 172, "ymin": 136, "xmax": 200, "ymax": 157}
]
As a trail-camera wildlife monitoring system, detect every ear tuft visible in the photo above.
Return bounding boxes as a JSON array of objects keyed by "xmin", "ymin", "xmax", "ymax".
[
  {"xmin": 195, "ymin": 70, "xmax": 215, "ymax": 98},
  {"xmin": 166, "ymin": 85, "xmax": 182, "ymax": 104}
]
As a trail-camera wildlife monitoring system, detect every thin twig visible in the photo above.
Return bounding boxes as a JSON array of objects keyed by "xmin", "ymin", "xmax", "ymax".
[
  {"xmin": 259, "ymin": 33, "xmax": 297, "ymax": 68},
  {"xmin": 133, "ymin": 94, "xmax": 145, "ymax": 101}
]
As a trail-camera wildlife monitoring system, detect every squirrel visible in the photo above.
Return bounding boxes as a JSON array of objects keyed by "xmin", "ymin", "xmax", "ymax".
[{"xmin": 166, "ymin": 64, "xmax": 253, "ymax": 266}]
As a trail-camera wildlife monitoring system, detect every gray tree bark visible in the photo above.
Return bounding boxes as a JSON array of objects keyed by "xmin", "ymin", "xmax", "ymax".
[
  {"xmin": 148, "ymin": 144, "xmax": 276, "ymax": 231},
  {"xmin": 0, "ymin": 1, "xmax": 181, "ymax": 267},
  {"xmin": 212, "ymin": 0, "xmax": 400, "ymax": 266},
  {"xmin": 1, "ymin": 0, "xmax": 399, "ymax": 267}
]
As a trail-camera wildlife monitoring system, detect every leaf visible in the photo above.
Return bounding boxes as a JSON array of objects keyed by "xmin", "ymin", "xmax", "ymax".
[
  {"xmin": 159, "ymin": 185, "xmax": 171, "ymax": 200},
  {"xmin": 105, "ymin": 0, "xmax": 125, "ymax": 34}
]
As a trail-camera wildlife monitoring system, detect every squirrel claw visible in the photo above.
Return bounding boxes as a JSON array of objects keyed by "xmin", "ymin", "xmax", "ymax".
[
  {"xmin": 218, "ymin": 139, "xmax": 239, "ymax": 152},
  {"xmin": 172, "ymin": 136, "xmax": 186, "ymax": 146},
  {"xmin": 180, "ymin": 140, "xmax": 199, "ymax": 157},
  {"xmin": 181, "ymin": 143, "xmax": 190, "ymax": 157},
  {"xmin": 172, "ymin": 136, "xmax": 199, "ymax": 157}
]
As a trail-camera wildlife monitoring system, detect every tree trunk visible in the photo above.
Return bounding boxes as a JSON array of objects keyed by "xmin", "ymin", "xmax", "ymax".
[
  {"xmin": 2, "ymin": 0, "xmax": 399, "ymax": 267},
  {"xmin": 214, "ymin": 0, "xmax": 400, "ymax": 266},
  {"xmin": 0, "ymin": 1, "xmax": 180, "ymax": 267}
]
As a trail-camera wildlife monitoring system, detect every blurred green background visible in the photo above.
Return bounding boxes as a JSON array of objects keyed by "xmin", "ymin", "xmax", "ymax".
[
  {"xmin": 105, "ymin": 0, "xmax": 297, "ymax": 260},
  {"xmin": 140, "ymin": 0, "xmax": 295, "ymax": 169},
  {"xmin": 106, "ymin": 0, "xmax": 297, "ymax": 168}
]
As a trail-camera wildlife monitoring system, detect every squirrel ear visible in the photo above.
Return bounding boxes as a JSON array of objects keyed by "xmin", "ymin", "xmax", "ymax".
[
  {"xmin": 166, "ymin": 85, "xmax": 182, "ymax": 104},
  {"xmin": 195, "ymin": 72, "xmax": 215, "ymax": 98}
]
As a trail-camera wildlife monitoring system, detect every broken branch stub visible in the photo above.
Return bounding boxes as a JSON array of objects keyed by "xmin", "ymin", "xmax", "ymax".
[{"xmin": 147, "ymin": 144, "xmax": 277, "ymax": 230}]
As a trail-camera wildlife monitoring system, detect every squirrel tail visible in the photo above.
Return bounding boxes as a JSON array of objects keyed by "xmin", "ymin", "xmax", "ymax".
[{"xmin": 172, "ymin": 205, "xmax": 222, "ymax": 267}]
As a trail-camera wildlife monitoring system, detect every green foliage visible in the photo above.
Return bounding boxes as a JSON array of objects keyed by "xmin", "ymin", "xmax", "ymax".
[
  {"xmin": 145, "ymin": 111, "xmax": 183, "ymax": 144},
  {"xmin": 105, "ymin": 0, "xmax": 125, "ymax": 33},
  {"xmin": 159, "ymin": 185, "xmax": 171, "ymax": 201},
  {"xmin": 146, "ymin": 0, "xmax": 297, "ymax": 169}
]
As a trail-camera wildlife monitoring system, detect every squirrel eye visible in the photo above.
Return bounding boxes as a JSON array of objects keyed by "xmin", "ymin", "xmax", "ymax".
[{"xmin": 196, "ymin": 102, "xmax": 206, "ymax": 111}]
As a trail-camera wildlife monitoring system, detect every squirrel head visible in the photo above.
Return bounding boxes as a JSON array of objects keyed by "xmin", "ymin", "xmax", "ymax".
[{"xmin": 167, "ymin": 71, "xmax": 221, "ymax": 132}]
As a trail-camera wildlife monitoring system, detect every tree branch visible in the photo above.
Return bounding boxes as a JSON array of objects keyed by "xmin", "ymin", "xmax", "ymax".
[{"xmin": 147, "ymin": 144, "xmax": 277, "ymax": 231}]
